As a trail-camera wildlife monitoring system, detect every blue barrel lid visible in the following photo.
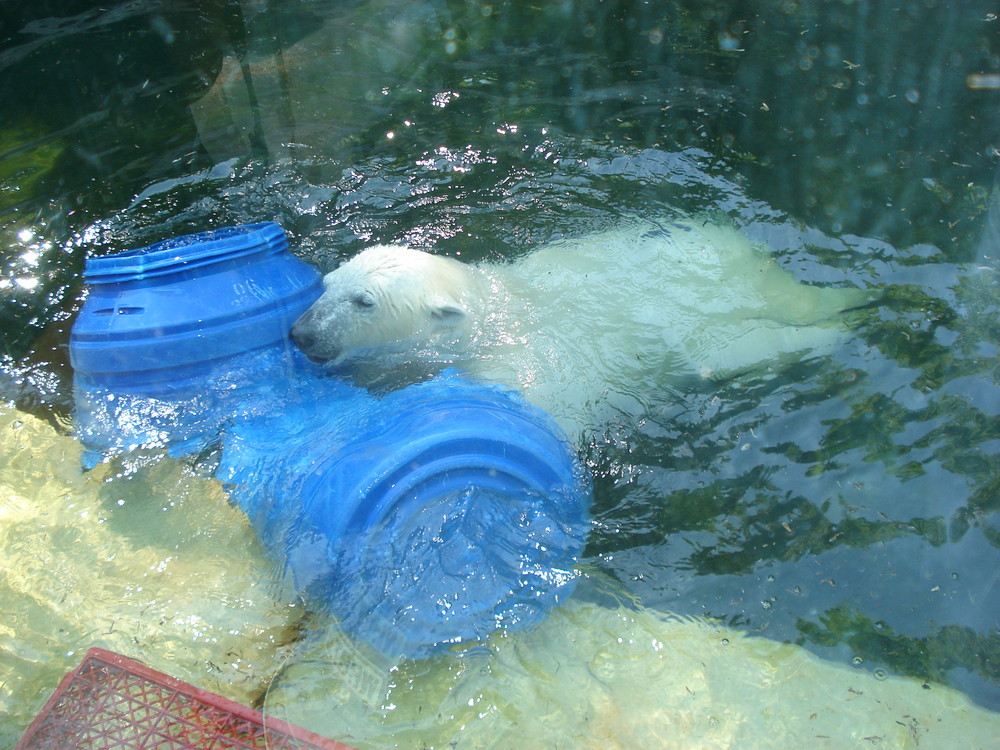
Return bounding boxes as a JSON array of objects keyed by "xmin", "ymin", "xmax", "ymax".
[{"xmin": 83, "ymin": 221, "xmax": 289, "ymax": 283}]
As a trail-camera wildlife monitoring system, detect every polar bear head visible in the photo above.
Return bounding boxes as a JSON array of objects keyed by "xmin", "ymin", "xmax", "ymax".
[{"xmin": 291, "ymin": 245, "xmax": 481, "ymax": 365}]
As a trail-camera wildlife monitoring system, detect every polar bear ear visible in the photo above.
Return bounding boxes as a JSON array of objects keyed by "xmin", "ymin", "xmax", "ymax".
[{"xmin": 429, "ymin": 300, "xmax": 468, "ymax": 328}]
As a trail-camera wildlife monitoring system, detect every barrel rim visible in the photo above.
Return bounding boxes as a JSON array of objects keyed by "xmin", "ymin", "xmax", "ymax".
[{"xmin": 82, "ymin": 222, "xmax": 287, "ymax": 283}]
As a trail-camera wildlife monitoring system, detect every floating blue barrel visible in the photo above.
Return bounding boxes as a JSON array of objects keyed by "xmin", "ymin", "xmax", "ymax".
[
  {"xmin": 70, "ymin": 221, "xmax": 320, "ymax": 392},
  {"xmin": 218, "ymin": 372, "xmax": 591, "ymax": 658},
  {"xmin": 70, "ymin": 222, "xmax": 322, "ymax": 461}
]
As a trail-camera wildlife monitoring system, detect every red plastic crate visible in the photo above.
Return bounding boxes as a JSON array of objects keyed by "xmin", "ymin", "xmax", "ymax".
[{"xmin": 15, "ymin": 647, "xmax": 355, "ymax": 750}]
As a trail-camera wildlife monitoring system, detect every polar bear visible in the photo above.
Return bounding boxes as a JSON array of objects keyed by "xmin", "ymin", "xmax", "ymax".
[{"xmin": 292, "ymin": 218, "xmax": 871, "ymax": 439}]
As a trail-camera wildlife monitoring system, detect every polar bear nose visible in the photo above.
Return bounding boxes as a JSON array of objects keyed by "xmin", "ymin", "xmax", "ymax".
[
  {"xmin": 291, "ymin": 317, "xmax": 343, "ymax": 364},
  {"xmin": 291, "ymin": 316, "xmax": 326, "ymax": 361},
  {"xmin": 290, "ymin": 321, "xmax": 315, "ymax": 352}
]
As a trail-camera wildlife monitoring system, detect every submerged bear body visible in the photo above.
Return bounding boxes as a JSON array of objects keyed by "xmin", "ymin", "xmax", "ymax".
[{"xmin": 292, "ymin": 218, "xmax": 869, "ymax": 438}]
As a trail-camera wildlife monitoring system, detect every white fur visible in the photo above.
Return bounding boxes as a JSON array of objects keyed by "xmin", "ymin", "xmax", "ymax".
[{"xmin": 292, "ymin": 219, "xmax": 869, "ymax": 439}]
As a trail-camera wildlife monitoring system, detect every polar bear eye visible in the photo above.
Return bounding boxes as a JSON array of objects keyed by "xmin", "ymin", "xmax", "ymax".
[{"xmin": 352, "ymin": 292, "xmax": 376, "ymax": 309}]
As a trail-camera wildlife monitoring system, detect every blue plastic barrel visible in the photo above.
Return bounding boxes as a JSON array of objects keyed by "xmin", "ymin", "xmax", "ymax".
[
  {"xmin": 70, "ymin": 222, "xmax": 321, "ymax": 393},
  {"xmin": 218, "ymin": 371, "xmax": 591, "ymax": 658},
  {"xmin": 70, "ymin": 222, "xmax": 322, "ymax": 462}
]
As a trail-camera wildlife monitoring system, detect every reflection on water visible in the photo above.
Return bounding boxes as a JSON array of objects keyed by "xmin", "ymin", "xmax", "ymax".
[{"xmin": 1, "ymin": 0, "xmax": 999, "ymax": 746}]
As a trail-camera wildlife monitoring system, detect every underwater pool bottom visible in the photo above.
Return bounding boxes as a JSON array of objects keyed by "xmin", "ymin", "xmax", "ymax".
[{"xmin": 15, "ymin": 648, "xmax": 355, "ymax": 750}]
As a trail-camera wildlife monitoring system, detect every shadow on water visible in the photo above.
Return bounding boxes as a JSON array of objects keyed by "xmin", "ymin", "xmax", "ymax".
[{"xmin": 1, "ymin": 0, "xmax": 999, "ymax": 726}]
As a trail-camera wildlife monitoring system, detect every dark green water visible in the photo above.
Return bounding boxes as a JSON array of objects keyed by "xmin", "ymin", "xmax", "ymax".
[{"xmin": 1, "ymin": 0, "xmax": 998, "ymax": 720}]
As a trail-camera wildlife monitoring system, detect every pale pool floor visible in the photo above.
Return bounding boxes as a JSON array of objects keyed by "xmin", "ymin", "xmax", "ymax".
[{"xmin": 1, "ymin": 404, "xmax": 998, "ymax": 749}]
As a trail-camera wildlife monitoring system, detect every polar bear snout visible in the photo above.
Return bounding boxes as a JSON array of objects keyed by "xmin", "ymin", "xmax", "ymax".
[{"xmin": 291, "ymin": 308, "xmax": 341, "ymax": 364}]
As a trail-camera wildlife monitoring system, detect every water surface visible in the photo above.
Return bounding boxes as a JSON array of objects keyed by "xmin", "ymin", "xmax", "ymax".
[{"xmin": 1, "ymin": 1, "xmax": 998, "ymax": 746}]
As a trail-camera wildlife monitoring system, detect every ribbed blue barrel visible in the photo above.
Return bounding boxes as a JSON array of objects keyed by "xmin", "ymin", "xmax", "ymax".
[
  {"xmin": 69, "ymin": 222, "xmax": 322, "ymax": 462},
  {"xmin": 218, "ymin": 372, "xmax": 591, "ymax": 658},
  {"xmin": 70, "ymin": 222, "xmax": 321, "ymax": 393}
]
